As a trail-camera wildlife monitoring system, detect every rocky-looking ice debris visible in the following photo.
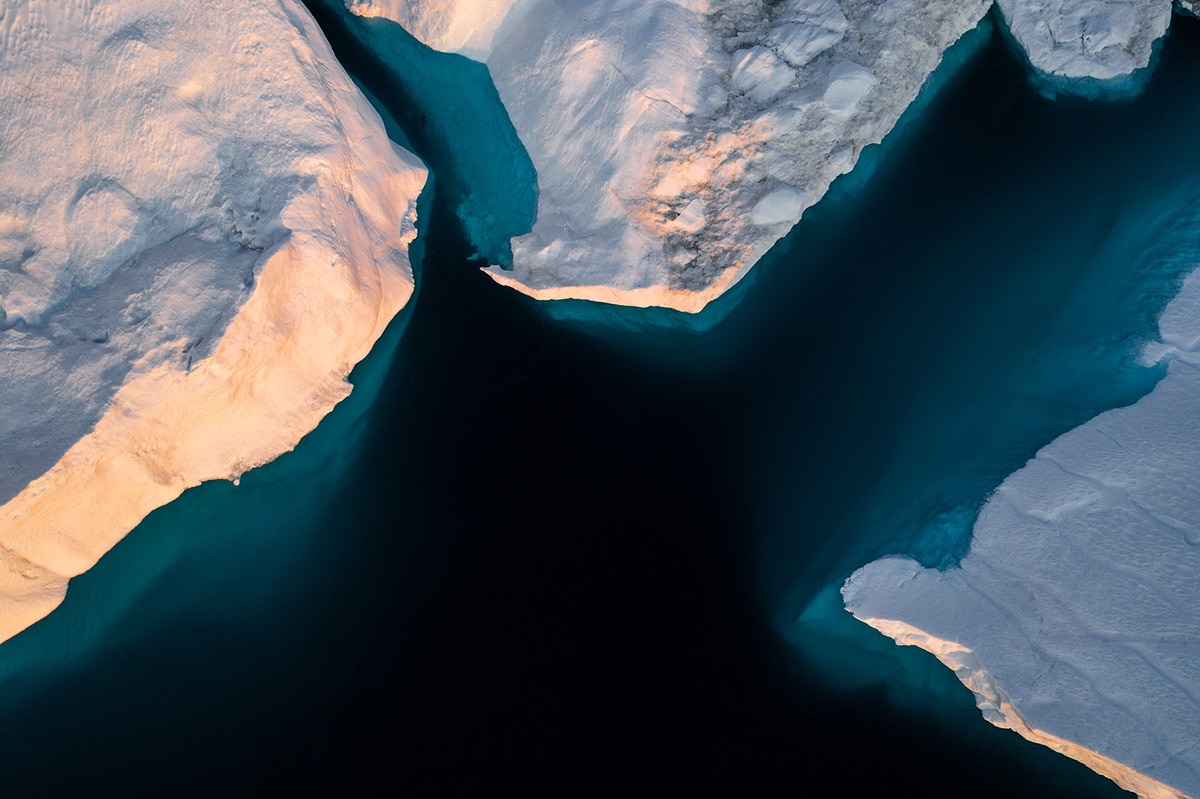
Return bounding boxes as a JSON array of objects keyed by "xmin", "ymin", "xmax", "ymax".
[
  {"xmin": 0, "ymin": 0, "xmax": 426, "ymax": 643},
  {"xmin": 843, "ymin": 271, "xmax": 1200, "ymax": 799},
  {"xmin": 996, "ymin": 0, "xmax": 1173, "ymax": 81},
  {"xmin": 347, "ymin": 0, "xmax": 1179, "ymax": 313}
]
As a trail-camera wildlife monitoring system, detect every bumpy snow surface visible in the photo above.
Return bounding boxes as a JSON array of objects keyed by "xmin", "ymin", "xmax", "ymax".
[
  {"xmin": 350, "ymin": 0, "xmax": 992, "ymax": 311},
  {"xmin": 996, "ymin": 0, "xmax": 1172, "ymax": 80},
  {"xmin": 0, "ymin": 0, "xmax": 426, "ymax": 643},
  {"xmin": 843, "ymin": 272, "xmax": 1200, "ymax": 799},
  {"xmin": 348, "ymin": 0, "xmax": 1175, "ymax": 312}
]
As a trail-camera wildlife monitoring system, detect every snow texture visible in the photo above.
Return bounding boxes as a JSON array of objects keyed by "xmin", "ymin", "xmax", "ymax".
[
  {"xmin": 996, "ymin": 0, "xmax": 1173, "ymax": 80},
  {"xmin": 351, "ymin": 0, "xmax": 992, "ymax": 312},
  {"xmin": 350, "ymin": 0, "xmax": 1177, "ymax": 313},
  {"xmin": 0, "ymin": 0, "xmax": 426, "ymax": 643},
  {"xmin": 843, "ymin": 271, "xmax": 1200, "ymax": 799}
]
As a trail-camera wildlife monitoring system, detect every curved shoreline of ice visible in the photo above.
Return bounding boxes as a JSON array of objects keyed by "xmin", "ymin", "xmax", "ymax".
[
  {"xmin": 842, "ymin": 271, "xmax": 1200, "ymax": 798},
  {"xmin": 346, "ymin": 0, "xmax": 1178, "ymax": 314},
  {"xmin": 0, "ymin": 0, "xmax": 426, "ymax": 644}
]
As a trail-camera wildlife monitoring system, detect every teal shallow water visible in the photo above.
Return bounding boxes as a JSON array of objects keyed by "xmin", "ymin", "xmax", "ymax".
[{"xmin": 3, "ymin": 11, "xmax": 1200, "ymax": 797}]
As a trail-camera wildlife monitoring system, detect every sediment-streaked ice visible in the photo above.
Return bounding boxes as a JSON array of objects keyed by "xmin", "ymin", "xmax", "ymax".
[
  {"xmin": 0, "ymin": 0, "xmax": 426, "ymax": 643},
  {"xmin": 843, "ymin": 270, "xmax": 1200, "ymax": 799}
]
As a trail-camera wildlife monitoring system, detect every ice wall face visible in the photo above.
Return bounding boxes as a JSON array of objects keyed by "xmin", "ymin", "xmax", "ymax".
[
  {"xmin": 996, "ymin": 0, "xmax": 1173, "ymax": 81},
  {"xmin": 0, "ymin": 0, "xmax": 426, "ymax": 643},
  {"xmin": 351, "ymin": 0, "xmax": 992, "ymax": 312},
  {"xmin": 842, "ymin": 272, "xmax": 1200, "ymax": 799}
]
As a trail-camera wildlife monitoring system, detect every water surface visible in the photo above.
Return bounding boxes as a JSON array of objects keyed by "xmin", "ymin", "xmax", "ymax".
[{"xmin": 3, "ymin": 13, "xmax": 1200, "ymax": 798}]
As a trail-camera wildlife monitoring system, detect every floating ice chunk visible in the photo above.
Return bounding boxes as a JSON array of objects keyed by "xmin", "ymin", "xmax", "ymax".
[
  {"xmin": 823, "ymin": 61, "xmax": 876, "ymax": 113},
  {"xmin": 751, "ymin": 188, "xmax": 808, "ymax": 227},
  {"xmin": 732, "ymin": 46, "xmax": 798, "ymax": 103}
]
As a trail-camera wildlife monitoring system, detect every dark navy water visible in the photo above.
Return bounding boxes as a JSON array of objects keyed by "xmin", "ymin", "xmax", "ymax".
[{"xmin": 3, "ymin": 10, "xmax": 1200, "ymax": 797}]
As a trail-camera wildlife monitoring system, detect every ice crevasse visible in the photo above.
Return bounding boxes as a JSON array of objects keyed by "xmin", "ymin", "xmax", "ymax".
[
  {"xmin": 0, "ymin": 0, "xmax": 427, "ymax": 644},
  {"xmin": 347, "ymin": 0, "xmax": 1177, "ymax": 313}
]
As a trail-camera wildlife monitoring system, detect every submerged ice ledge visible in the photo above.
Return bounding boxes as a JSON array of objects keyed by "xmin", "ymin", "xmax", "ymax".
[
  {"xmin": 348, "ymin": 0, "xmax": 1178, "ymax": 314},
  {"xmin": 0, "ymin": 0, "xmax": 426, "ymax": 644},
  {"xmin": 843, "ymin": 271, "xmax": 1200, "ymax": 799}
]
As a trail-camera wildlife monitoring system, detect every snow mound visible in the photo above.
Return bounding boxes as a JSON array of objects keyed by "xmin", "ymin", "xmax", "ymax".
[
  {"xmin": 344, "ymin": 0, "xmax": 521, "ymax": 60},
  {"xmin": 353, "ymin": 0, "xmax": 1186, "ymax": 312},
  {"xmin": 996, "ymin": 0, "xmax": 1173, "ymax": 81},
  {"xmin": 0, "ymin": 0, "xmax": 426, "ymax": 643},
  {"xmin": 843, "ymin": 271, "xmax": 1200, "ymax": 798}
]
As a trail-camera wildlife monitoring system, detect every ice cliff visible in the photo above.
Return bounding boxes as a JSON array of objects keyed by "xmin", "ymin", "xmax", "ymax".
[
  {"xmin": 842, "ymin": 271, "xmax": 1200, "ymax": 799},
  {"xmin": 0, "ymin": 0, "xmax": 426, "ymax": 643},
  {"xmin": 347, "ymin": 0, "xmax": 1176, "ymax": 313}
]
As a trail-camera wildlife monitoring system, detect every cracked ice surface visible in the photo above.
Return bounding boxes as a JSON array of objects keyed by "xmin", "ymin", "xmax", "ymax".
[
  {"xmin": 843, "ymin": 270, "xmax": 1200, "ymax": 799},
  {"xmin": 0, "ymin": 0, "xmax": 426, "ymax": 643}
]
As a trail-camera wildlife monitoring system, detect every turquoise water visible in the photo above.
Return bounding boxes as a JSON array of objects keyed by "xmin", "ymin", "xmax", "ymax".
[{"xmin": 3, "ymin": 10, "xmax": 1200, "ymax": 797}]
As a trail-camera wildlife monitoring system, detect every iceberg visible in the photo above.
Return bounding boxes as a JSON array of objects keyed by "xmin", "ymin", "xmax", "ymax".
[
  {"xmin": 995, "ymin": 0, "xmax": 1172, "ymax": 81},
  {"xmin": 843, "ymin": 270, "xmax": 1200, "ymax": 798},
  {"xmin": 348, "ymin": 0, "xmax": 993, "ymax": 312},
  {"xmin": 0, "ymin": 0, "xmax": 426, "ymax": 644},
  {"xmin": 345, "ymin": 0, "xmax": 1178, "ymax": 313}
]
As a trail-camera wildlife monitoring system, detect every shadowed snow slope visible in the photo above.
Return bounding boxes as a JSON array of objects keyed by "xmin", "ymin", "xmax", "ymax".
[
  {"xmin": 0, "ymin": 0, "xmax": 426, "ymax": 643},
  {"xmin": 843, "ymin": 270, "xmax": 1200, "ymax": 799},
  {"xmin": 347, "ymin": 0, "xmax": 1179, "ymax": 313}
]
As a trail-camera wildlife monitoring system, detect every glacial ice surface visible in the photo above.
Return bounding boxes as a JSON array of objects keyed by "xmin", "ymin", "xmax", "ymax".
[
  {"xmin": 996, "ymin": 0, "xmax": 1172, "ymax": 81},
  {"xmin": 0, "ymin": 0, "xmax": 426, "ymax": 644},
  {"xmin": 350, "ymin": 0, "xmax": 993, "ymax": 311},
  {"xmin": 348, "ymin": 0, "xmax": 1179, "ymax": 312},
  {"xmin": 843, "ymin": 270, "xmax": 1200, "ymax": 798}
]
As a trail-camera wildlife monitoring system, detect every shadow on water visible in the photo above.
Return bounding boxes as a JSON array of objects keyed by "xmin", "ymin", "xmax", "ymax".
[{"xmin": 3, "ymin": 10, "xmax": 1200, "ymax": 799}]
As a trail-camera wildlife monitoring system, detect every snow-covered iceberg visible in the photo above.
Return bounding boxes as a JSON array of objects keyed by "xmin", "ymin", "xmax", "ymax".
[
  {"xmin": 0, "ymin": 0, "xmax": 426, "ymax": 643},
  {"xmin": 348, "ymin": 0, "xmax": 992, "ymax": 311},
  {"xmin": 995, "ymin": 0, "xmax": 1172, "ymax": 82},
  {"xmin": 842, "ymin": 270, "xmax": 1200, "ymax": 798},
  {"xmin": 346, "ymin": 0, "xmax": 1178, "ymax": 313}
]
